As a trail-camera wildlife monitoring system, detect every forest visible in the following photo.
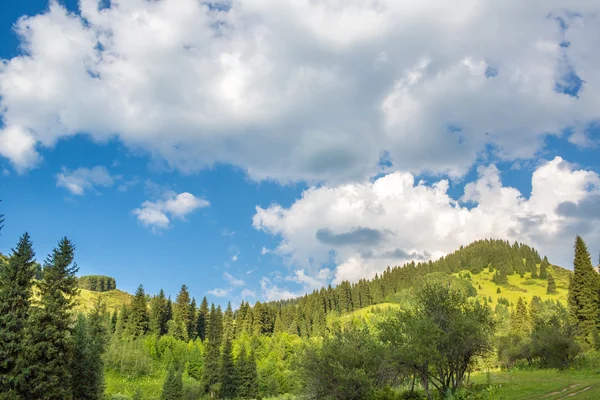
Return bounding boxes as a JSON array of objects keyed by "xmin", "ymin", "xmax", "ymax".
[{"xmin": 1, "ymin": 214, "xmax": 600, "ymax": 399}]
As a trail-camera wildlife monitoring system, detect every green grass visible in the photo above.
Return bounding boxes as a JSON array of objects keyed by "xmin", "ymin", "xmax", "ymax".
[
  {"xmin": 472, "ymin": 369, "xmax": 600, "ymax": 399},
  {"xmin": 460, "ymin": 265, "xmax": 569, "ymax": 307},
  {"xmin": 75, "ymin": 288, "xmax": 132, "ymax": 314}
]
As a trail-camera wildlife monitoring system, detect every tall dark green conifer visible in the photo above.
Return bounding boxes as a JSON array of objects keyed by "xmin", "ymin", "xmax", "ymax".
[
  {"xmin": 202, "ymin": 303, "xmax": 222, "ymax": 395},
  {"xmin": 149, "ymin": 289, "xmax": 169, "ymax": 336},
  {"xmin": 0, "ymin": 233, "xmax": 36, "ymax": 394},
  {"xmin": 188, "ymin": 297, "xmax": 197, "ymax": 339},
  {"xmin": 220, "ymin": 337, "xmax": 237, "ymax": 398},
  {"xmin": 126, "ymin": 284, "xmax": 149, "ymax": 338},
  {"xmin": 197, "ymin": 296, "xmax": 209, "ymax": 341},
  {"xmin": 160, "ymin": 363, "xmax": 183, "ymax": 400},
  {"xmin": 172, "ymin": 285, "xmax": 191, "ymax": 341},
  {"xmin": 568, "ymin": 236, "xmax": 599, "ymax": 342},
  {"xmin": 223, "ymin": 301, "xmax": 234, "ymax": 342},
  {"xmin": 547, "ymin": 273, "xmax": 557, "ymax": 294},
  {"xmin": 71, "ymin": 297, "xmax": 108, "ymax": 400},
  {"xmin": 19, "ymin": 237, "xmax": 79, "ymax": 400},
  {"xmin": 539, "ymin": 256, "xmax": 549, "ymax": 279}
]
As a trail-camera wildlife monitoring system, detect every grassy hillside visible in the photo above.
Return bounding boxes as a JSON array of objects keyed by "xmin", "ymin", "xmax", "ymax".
[
  {"xmin": 75, "ymin": 288, "xmax": 132, "ymax": 314},
  {"xmin": 462, "ymin": 264, "xmax": 570, "ymax": 306}
]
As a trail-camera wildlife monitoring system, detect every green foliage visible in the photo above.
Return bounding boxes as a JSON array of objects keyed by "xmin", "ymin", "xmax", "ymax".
[
  {"xmin": 149, "ymin": 289, "xmax": 169, "ymax": 337},
  {"xmin": 546, "ymin": 273, "xmax": 557, "ymax": 294},
  {"xmin": 300, "ymin": 327, "xmax": 389, "ymax": 400},
  {"xmin": 18, "ymin": 237, "xmax": 79, "ymax": 400},
  {"xmin": 568, "ymin": 236, "xmax": 599, "ymax": 344},
  {"xmin": 126, "ymin": 285, "xmax": 149, "ymax": 338},
  {"xmin": 78, "ymin": 275, "xmax": 117, "ymax": 292},
  {"xmin": 220, "ymin": 338, "xmax": 237, "ymax": 398},
  {"xmin": 0, "ymin": 232, "xmax": 36, "ymax": 393},
  {"xmin": 379, "ymin": 283, "xmax": 496, "ymax": 398},
  {"xmin": 160, "ymin": 363, "xmax": 183, "ymax": 400},
  {"xmin": 172, "ymin": 285, "xmax": 192, "ymax": 342}
]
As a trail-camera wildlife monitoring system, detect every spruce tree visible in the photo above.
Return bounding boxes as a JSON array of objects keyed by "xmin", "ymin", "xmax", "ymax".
[
  {"xmin": 197, "ymin": 296, "xmax": 209, "ymax": 341},
  {"xmin": 568, "ymin": 236, "xmax": 599, "ymax": 342},
  {"xmin": 126, "ymin": 284, "xmax": 149, "ymax": 337},
  {"xmin": 173, "ymin": 285, "xmax": 191, "ymax": 341},
  {"xmin": 539, "ymin": 256, "xmax": 549, "ymax": 279},
  {"xmin": 18, "ymin": 237, "xmax": 79, "ymax": 400},
  {"xmin": 511, "ymin": 297, "xmax": 529, "ymax": 336},
  {"xmin": 149, "ymin": 289, "xmax": 169, "ymax": 336},
  {"xmin": 220, "ymin": 337, "xmax": 237, "ymax": 399},
  {"xmin": 223, "ymin": 301, "xmax": 235, "ymax": 343},
  {"xmin": 547, "ymin": 273, "xmax": 557, "ymax": 294},
  {"xmin": 0, "ymin": 232, "xmax": 36, "ymax": 394},
  {"xmin": 202, "ymin": 303, "xmax": 222, "ymax": 394},
  {"xmin": 160, "ymin": 363, "xmax": 183, "ymax": 400},
  {"xmin": 71, "ymin": 298, "xmax": 108, "ymax": 400},
  {"xmin": 188, "ymin": 297, "xmax": 197, "ymax": 339}
]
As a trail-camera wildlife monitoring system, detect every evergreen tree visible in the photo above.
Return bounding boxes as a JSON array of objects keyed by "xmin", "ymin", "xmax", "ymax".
[
  {"xmin": 126, "ymin": 284, "xmax": 149, "ymax": 338},
  {"xmin": 18, "ymin": 237, "xmax": 79, "ymax": 400},
  {"xmin": 149, "ymin": 289, "xmax": 169, "ymax": 336},
  {"xmin": 568, "ymin": 236, "xmax": 599, "ymax": 342},
  {"xmin": 237, "ymin": 346, "xmax": 258, "ymax": 399},
  {"xmin": 547, "ymin": 273, "xmax": 557, "ymax": 294},
  {"xmin": 223, "ymin": 301, "xmax": 235, "ymax": 343},
  {"xmin": 220, "ymin": 338, "xmax": 237, "ymax": 399},
  {"xmin": 0, "ymin": 233, "xmax": 36, "ymax": 394},
  {"xmin": 511, "ymin": 297, "xmax": 529, "ymax": 336},
  {"xmin": 173, "ymin": 285, "xmax": 191, "ymax": 341},
  {"xmin": 188, "ymin": 297, "xmax": 197, "ymax": 339},
  {"xmin": 71, "ymin": 297, "xmax": 108, "ymax": 400},
  {"xmin": 202, "ymin": 303, "xmax": 221, "ymax": 394},
  {"xmin": 197, "ymin": 296, "xmax": 209, "ymax": 341},
  {"xmin": 539, "ymin": 256, "xmax": 549, "ymax": 279},
  {"xmin": 160, "ymin": 363, "xmax": 183, "ymax": 400}
]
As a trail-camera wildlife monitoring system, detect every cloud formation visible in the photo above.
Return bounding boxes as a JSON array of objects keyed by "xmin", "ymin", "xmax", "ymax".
[
  {"xmin": 56, "ymin": 165, "xmax": 116, "ymax": 195},
  {"xmin": 253, "ymin": 157, "xmax": 600, "ymax": 284},
  {"xmin": 133, "ymin": 191, "xmax": 209, "ymax": 230},
  {"xmin": 207, "ymin": 288, "xmax": 230, "ymax": 297},
  {"xmin": 224, "ymin": 272, "xmax": 245, "ymax": 287},
  {"xmin": 0, "ymin": 1, "xmax": 599, "ymax": 182}
]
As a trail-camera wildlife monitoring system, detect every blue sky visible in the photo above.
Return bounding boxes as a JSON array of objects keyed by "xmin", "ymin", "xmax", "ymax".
[{"xmin": 0, "ymin": 0, "xmax": 599, "ymax": 304}]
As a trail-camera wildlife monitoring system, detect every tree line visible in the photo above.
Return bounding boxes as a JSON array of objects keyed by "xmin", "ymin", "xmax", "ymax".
[{"xmin": 78, "ymin": 275, "xmax": 117, "ymax": 292}]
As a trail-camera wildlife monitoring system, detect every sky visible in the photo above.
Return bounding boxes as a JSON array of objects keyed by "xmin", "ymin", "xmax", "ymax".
[{"xmin": 0, "ymin": 0, "xmax": 599, "ymax": 306}]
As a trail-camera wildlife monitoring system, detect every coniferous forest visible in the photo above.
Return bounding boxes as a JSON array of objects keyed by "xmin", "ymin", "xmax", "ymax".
[{"xmin": 2, "ymin": 212, "xmax": 600, "ymax": 399}]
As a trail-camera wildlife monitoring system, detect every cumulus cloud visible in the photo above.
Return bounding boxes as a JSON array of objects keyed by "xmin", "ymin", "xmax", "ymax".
[
  {"xmin": 224, "ymin": 272, "xmax": 245, "ymax": 287},
  {"xmin": 56, "ymin": 165, "xmax": 116, "ymax": 195},
  {"xmin": 260, "ymin": 277, "xmax": 297, "ymax": 301},
  {"xmin": 1, "ymin": 1, "xmax": 599, "ymax": 181},
  {"xmin": 253, "ymin": 157, "xmax": 600, "ymax": 284},
  {"xmin": 207, "ymin": 288, "xmax": 230, "ymax": 297},
  {"xmin": 133, "ymin": 191, "xmax": 209, "ymax": 230},
  {"xmin": 241, "ymin": 288, "xmax": 256, "ymax": 299}
]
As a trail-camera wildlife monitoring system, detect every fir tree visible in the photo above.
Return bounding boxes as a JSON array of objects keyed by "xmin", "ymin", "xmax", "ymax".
[
  {"xmin": 547, "ymin": 273, "xmax": 557, "ymax": 294},
  {"xmin": 173, "ymin": 285, "xmax": 191, "ymax": 341},
  {"xmin": 568, "ymin": 236, "xmax": 599, "ymax": 342},
  {"xmin": 202, "ymin": 304, "xmax": 221, "ymax": 394},
  {"xmin": 18, "ymin": 237, "xmax": 79, "ymax": 400},
  {"xmin": 197, "ymin": 296, "xmax": 209, "ymax": 341},
  {"xmin": 223, "ymin": 301, "xmax": 235, "ymax": 343},
  {"xmin": 188, "ymin": 297, "xmax": 197, "ymax": 339},
  {"xmin": 236, "ymin": 346, "xmax": 258, "ymax": 399},
  {"xmin": 220, "ymin": 337, "xmax": 237, "ymax": 399},
  {"xmin": 126, "ymin": 284, "xmax": 149, "ymax": 338},
  {"xmin": 0, "ymin": 233, "xmax": 36, "ymax": 394},
  {"xmin": 160, "ymin": 363, "xmax": 183, "ymax": 400},
  {"xmin": 149, "ymin": 289, "xmax": 169, "ymax": 336},
  {"xmin": 511, "ymin": 297, "xmax": 529, "ymax": 336},
  {"xmin": 539, "ymin": 256, "xmax": 549, "ymax": 279},
  {"xmin": 71, "ymin": 298, "xmax": 108, "ymax": 400}
]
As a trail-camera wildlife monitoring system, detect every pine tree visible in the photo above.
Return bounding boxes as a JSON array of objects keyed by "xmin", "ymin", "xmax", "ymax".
[
  {"xmin": 511, "ymin": 297, "xmax": 529, "ymax": 336},
  {"xmin": 197, "ymin": 296, "xmax": 209, "ymax": 341},
  {"xmin": 568, "ymin": 236, "xmax": 599, "ymax": 342},
  {"xmin": 173, "ymin": 285, "xmax": 191, "ymax": 341},
  {"xmin": 202, "ymin": 303, "xmax": 221, "ymax": 394},
  {"xmin": 539, "ymin": 256, "xmax": 549, "ymax": 279},
  {"xmin": 0, "ymin": 233, "xmax": 36, "ymax": 394},
  {"xmin": 126, "ymin": 284, "xmax": 149, "ymax": 338},
  {"xmin": 71, "ymin": 297, "xmax": 108, "ymax": 400},
  {"xmin": 18, "ymin": 237, "xmax": 79, "ymax": 399},
  {"xmin": 223, "ymin": 301, "xmax": 235, "ymax": 342},
  {"xmin": 188, "ymin": 297, "xmax": 197, "ymax": 339},
  {"xmin": 235, "ymin": 345, "xmax": 259, "ymax": 399},
  {"xmin": 160, "ymin": 363, "xmax": 183, "ymax": 400},
  {"xmin": 149, "ymin": 289, "xmax": 169, "ymax": 336},
  {"xmin": 220, "ymin": 337, "xmax": 237, "ymax": 399},
  {"xmin": 547, "ymin": 273, "xmax": 557, "ymax": 294},
  {"xmin": 236, "ymin": 346, "xmax": 249, "ymax": 398}
]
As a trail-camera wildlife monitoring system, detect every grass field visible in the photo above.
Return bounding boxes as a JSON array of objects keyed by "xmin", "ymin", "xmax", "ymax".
[
  {"xmin": 459, "ymin": 264, "xmax": 569, "ymax": 307},
  {"xmin": 472, "ymin": 369, "xmax": 600, "ymax": 399},
  {"xmin": 75, "ymin": 288, "xmax": 132, "ymax": 313}
]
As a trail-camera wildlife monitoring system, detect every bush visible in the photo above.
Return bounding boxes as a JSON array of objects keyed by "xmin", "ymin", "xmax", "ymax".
[{"xmin": 104, "ymin": 338, "xmax": 155, "ymax": 377}]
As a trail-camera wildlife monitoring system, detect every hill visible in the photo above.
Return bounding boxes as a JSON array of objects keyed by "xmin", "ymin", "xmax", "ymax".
[{"xmin": 75, "ymin": 288, "xmax": 132, "ymax": 314}]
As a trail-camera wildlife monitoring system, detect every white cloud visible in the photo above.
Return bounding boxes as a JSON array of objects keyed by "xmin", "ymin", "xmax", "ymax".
[
  {"xmin": 241, "ymin": 288, "xmax": 256, "ymax": 299},
  {"xmin": 253, "ymin": 156, "xmax": 600, "ymax": 284},
  {"xmin": 221, "ymin": 228, "xmax": 236, "ymax": 237},
  {"xmin": 133, "ymin": 191, "xmax": 209, "ymax": 230},
  {"xmin": 232, "ymin": 253, "xmax": 239, "ymax": 262},
  {"xmin": 260, "ymin": 277, "xmax": 297, "ymax": 301},
  {"xmin": 224, "ymin": 272, "xmax": 245, "ymax": 287},
  {"xmin": 286, "ymin": 268, "xmax": 333, "ymax": 291},
  {"xmin": 207, "ymin": 288, "xmax": 230, "ymax": 297},
  {"xmin": 260, "ymin": 247, "xmax": 270, "ymax": 255},
  {"xmin": 56, "ymin": 165, "xmax": 116, "ymax": 195},
  {"xmin": 1, "ymin": 1, "xmax": 599, "ymax": 182}
]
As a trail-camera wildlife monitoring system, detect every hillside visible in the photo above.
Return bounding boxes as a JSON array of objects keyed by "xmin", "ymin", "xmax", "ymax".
[{"xmin": 75, "ymin": 288, "xmax": 132, "ymax": 314}]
